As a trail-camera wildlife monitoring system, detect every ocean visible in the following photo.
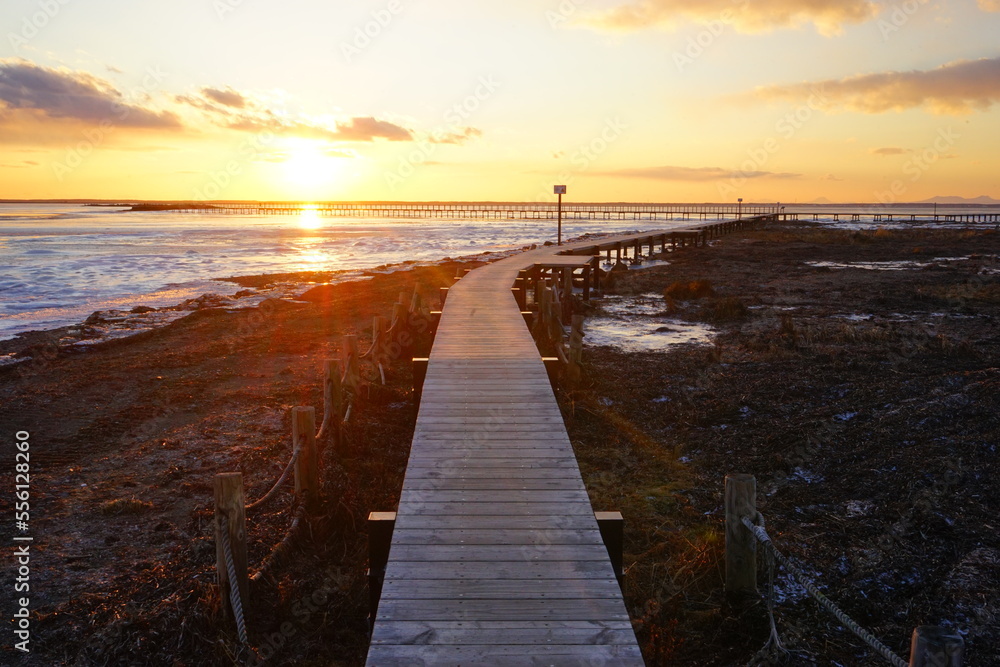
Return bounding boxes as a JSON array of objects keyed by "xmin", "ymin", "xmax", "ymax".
[{"xmin": 2, "ymin": 202, "xmax": 997, "ymax": 343}]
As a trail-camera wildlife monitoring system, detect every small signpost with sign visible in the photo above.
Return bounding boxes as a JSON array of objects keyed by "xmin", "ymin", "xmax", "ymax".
[{"xmin": 554, "ymin": 185, "xmax": 567, "ymax": 245}]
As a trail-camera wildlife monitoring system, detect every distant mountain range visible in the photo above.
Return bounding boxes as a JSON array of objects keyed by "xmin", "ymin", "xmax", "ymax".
[
  {"xmin": 915, "ymin": 195, "xmax": 1000, "ymax": 205},
  {"xmin": 804, "ymin": 195, "xmax": 1000, "ymax": 205}
]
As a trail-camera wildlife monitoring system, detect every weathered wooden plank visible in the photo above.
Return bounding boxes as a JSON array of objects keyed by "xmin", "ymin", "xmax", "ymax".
[
  {"xmin": 380, "ymin": 577, "xmax": 619, "ymax": 599},
  {"xmin": 374, "ymin": 598, "xmax": 631, "ymax": 622},
  {"xmin": 386, "ymin": 544, "xmax": 611, "ymax": 562},
  {"xmin": 392, "ymin": 515, "xmax": 599, "ymax": 531},
  {"xmin": 370, "ymin": 620, "xmax": 636, "ymax": 646},
  {"xmin": 388, "ymin": 529, "xmax": 602, "ymax": 546},
  {"xmin": 398, "ymin": 490, "xmax": 590, "ymax": 504},
  {"xmin": 394, "ymin": 502, "xmax": 596, "ymax": 517}
]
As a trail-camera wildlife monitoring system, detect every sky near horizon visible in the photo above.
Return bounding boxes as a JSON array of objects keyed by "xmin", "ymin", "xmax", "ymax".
[{"xmin": 1, "ymin": 0, "xmax": 999, "ymax": 203}]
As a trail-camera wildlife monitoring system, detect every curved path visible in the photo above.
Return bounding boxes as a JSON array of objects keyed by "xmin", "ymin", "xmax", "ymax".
[{"xmin": 367, "ymin": 221, "xmax": 768, "ymax": 665}]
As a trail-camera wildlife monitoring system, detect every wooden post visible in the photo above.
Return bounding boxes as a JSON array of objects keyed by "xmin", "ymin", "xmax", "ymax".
[
  {"xmin": 582, "ymin": 266, "xmax": 592, "ymax": 301},
  {"xmin": 293, "ymin": 407, "xmax": 319, "ymax": 510},
  {"xmin": 595, "ymin": 511, "xmax": 624, "ymax": 588},
  {"xmin": 322, "ymin": 360, "xmax": 343, "ymax": 450},
  {"xmin": 562, "ymin": 269, "xmax": 574, "ymax": 323},
  {"xmin": 439, "ymin": 286, "xmax": 449, "ymax": 307},
  {"xmin": 341, "ymin": 335, "xmax": 359, "ymax": 390},
  {"xmin": 392, "ymin": 302, "xmax": 407, "ymax": 332},
  {"xmin": 412, "ymin": 357, "xmax": 429, "ymax": 397},
  {"xmin": 368, "ymin": 511, "xmax": 396, "ymax": 627},
  {"xmin": 512, "ymin": 287, "xmax": 525, "ymax": 310},
  {"xmin": 542, "ymin": 356, "xmax": 561, "ymax": 387},
  {"xmin": 909, "ymin": 626, "xmax": 964, "ymax": 667},
  {"xmin": 725, "ymin": 474, "xmax": 757, "ymax": 596},
  {"xmin": 372, "ymin": 315, "xmax": 388, "ymax": 366},
  {"xmin": 214, "ymin": 473, "xmax": 248, "ymax": 621}
]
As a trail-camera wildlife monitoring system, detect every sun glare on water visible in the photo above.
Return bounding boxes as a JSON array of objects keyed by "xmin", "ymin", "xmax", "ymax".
[{"xmin": 298, "ymin": 206, "xmax": 323, "ymax": 230}]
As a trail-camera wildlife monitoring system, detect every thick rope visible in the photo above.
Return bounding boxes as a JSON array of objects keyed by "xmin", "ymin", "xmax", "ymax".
[
  {"xmin": 741, "ymin": 514, "xmax": 908, "ymax": 667},
  {"xmin": 245, "ymin": 446, "xmax": 300, "ymax": 511},
  {"xmin": 250, "ymin": 504, "xmax": 309, "ymax": 585},
  {"xmin": 219, "ymin": 515, "xmax": 248, "ymax": 646}
]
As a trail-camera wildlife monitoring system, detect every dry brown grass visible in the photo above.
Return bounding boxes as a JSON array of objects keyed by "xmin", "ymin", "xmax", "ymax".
[
  {"xmin": 99, "ymin": 496, "xmax": 154, "ymax": 515},
  {"xmin": 664, "ymin": 279, "xmax": 715, "ymax": 301}
]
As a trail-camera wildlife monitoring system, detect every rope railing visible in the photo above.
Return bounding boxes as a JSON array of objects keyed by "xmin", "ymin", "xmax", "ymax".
[
  {"xmin": 219, "ymin": 514, "xmax": 248, "ymax": 646},
  {"xmin": 244, "ymin": 446, "xmax": 301, "ymax": 512},
  {"xmin": 725, "ymin": 474, "xmax": 965, "ymax": 667},
  {"xmin": 742, "ymin": 512, "xmax": 908, "ymax": 667},
  {"xmin": 211, "ymin": 282, "xmax": 435, "ymax": 651}
]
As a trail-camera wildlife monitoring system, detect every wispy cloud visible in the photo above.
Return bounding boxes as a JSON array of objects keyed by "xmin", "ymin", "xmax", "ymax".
[
  {"xmin": 745, "ymin": 56, "xmax": 1000, "ymax": 114},
  {"xmin": 595, "ymin": 165, "xmax": 801, "ymax": 181},
  {"xmin": 582, "ymin": 0, "xmax": 878, "ymax": 36},
  {"xmin": 0, "ymin": 59, "xmax": 180, "ymax": 129},
  {"xmin": 178, "ymin": 86, "xmax": 416, "ymax": 142},
  {"xmin": 202, "ymin": 87, "xmax": 247, "ymax": 109},
  {"xmin": 871, "ymin": 147, "xmax": 909, "ymax": 156},
  {"xmin": 430, "ymin": 127, "xmax": 482, "ymax": 145}
]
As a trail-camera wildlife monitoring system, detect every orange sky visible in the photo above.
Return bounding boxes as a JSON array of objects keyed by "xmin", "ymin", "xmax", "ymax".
[{"xmin": 1, "ymin": 0, "xmax": 999, "ymax": 203}]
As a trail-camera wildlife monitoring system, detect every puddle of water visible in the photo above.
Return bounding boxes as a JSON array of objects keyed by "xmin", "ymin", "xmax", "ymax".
[
  {"xmin": 585, "ymin": 293, "xmax": 716, "ymax": 352},
  {"xmin": 806, "ymin": 257, "xmax": 970, "ymax": 271}
]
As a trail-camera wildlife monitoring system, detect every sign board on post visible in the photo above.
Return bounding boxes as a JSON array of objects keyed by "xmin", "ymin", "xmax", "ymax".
[{"xmin": 554, "ymin": 185, "xmax": 567, "ymax": 195}]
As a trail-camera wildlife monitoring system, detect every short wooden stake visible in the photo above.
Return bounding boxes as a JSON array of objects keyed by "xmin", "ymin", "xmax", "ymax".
[
  {"xmin": 412, "ymin": 357, "xmax": 429, "ymax": 396},
  {"xmin": 292, "ymin": 407, "xmax": 319, "ymax": 510},
  {"xmin": 595, "ymin": 511, "xmax": 624, "ymax": 588},
  {"xmin": 542, "ymin": 356, "xmax": 561, "ymax": 387},
  {"xmin": 341, "ymin": 335, "xmax": 359, "ymax": 390},
  {"xmin": 909, "ymin": 626, "xmax": 964, "ymax": 667},
  {"xmin": 439, "ymin": 286, "xmax": 449, "ymax": 307},
  {"xmin": 322, "ymin": 360, "xmax": 343, "ymax": 450},
  {"xmin": 368, "ymin": 511, "xmax": 396, "ymax": 626},
  {"xmin": 725, "ymin": 473, "xmax": 757, "ymax": 596},
  {"xmin": 512, "ymin": 287, "xmax": 526, "ymax": 310},
  {"xmin": 214, "ymin": 473, "xmax": 248, "ymax": 622}
]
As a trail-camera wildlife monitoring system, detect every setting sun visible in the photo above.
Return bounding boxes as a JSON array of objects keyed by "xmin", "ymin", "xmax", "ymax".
[
  {"xmin": 297, "ymin": 205, "xmax": 323, "ymax": 230},
  {"xmin": 281, "ymin": 141, "xmax": 343, "ymax": 190}
]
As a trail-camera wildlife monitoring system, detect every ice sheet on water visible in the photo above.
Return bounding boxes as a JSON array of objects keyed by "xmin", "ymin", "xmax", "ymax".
[
  {"xmin": 1, "ymin": 204, "xmax": 700, "ymax": 340},
  {"xmin": 806, "ymin": 257, "xmax": 970, "ymax": 271}
]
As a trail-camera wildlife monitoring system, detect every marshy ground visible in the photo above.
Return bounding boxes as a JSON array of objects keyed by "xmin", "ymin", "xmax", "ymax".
[{"xmin": 1, "ymin": 223, "xmax": 997, "ymax": 665}]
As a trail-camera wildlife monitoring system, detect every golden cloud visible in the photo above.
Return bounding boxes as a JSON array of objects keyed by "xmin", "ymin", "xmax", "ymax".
[
  {"xmin": 746, "ymin": 57, "xmax": 1000, "ymax": 114},
  {"xmin": 583, "ymin": 0, "xmax": 878, "ymax": 36}
]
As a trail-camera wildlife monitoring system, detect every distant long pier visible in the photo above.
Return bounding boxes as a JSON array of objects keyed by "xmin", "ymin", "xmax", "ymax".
[
  {"xmin": 156, "ymin": 201, "xmax": 780, "ymax": 221},
  {"xmin": 128, "ymin": 201, "xmax": 1000, "ymax": 224},
  {"xmin": 784, "ymin": 211, "xmax": 1000, "ymax": 224}
]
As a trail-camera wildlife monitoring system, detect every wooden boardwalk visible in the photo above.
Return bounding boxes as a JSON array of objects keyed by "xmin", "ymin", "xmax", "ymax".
[{"xmin": 367, "ymin": 222, "xmax": 770, "ymax": 665}]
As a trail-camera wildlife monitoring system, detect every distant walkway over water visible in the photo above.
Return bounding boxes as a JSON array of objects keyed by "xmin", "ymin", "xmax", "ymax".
[
  {"xmin": 365, "ymin": 217, "xmax": 773, "ymax": 665},
  {"xmin": 163, "ymin": 200, "xmax": 780, "ymax": 221}
]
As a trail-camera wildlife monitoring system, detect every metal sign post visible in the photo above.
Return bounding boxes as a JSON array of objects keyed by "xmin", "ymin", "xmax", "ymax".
[
  {"xmin": 554, "ymin": 185, "xmax": 567, "ymax": 245},
  {"xmin": 738, "ymin": 197, "xmax": 743, "ymax": 220}
]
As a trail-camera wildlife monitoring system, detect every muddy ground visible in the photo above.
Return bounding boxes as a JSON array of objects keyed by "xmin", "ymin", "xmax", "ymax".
[
  {"xmin": 0, "ymin": 223, "xmax": 997, "ymax": 666},
  {"xmin": 566, "ymin": 223, "xmax": 1000, "ymax": 666}
]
